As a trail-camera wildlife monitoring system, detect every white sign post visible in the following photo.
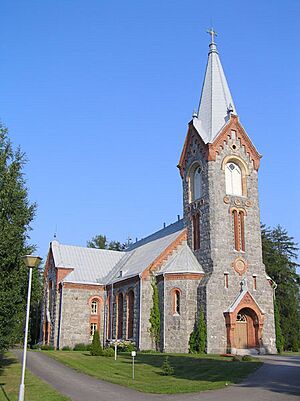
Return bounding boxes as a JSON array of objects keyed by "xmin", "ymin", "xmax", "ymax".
[{"xmin": 131, "ymin": 351, "xmax": 136, "ymax": 380}]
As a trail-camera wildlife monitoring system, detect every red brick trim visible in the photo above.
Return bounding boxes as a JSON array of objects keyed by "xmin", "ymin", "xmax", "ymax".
[
  {"xmin": 63, "ymin": 282, "xmax": 104, "ymax": 290},
  {"xmin": 208, "ymin": 115, "xmax": 262, "ymax": 171},
  {"xmin": 56, "ymin": 268, "xmax": 74, "ymax": 289},
  {"xmin": 140, "ymin": 229, "xmax": 188, "ymax": 278},
  {"xmin": 165, "ymin": 273, "xmax": 204, "ymax": 281}
]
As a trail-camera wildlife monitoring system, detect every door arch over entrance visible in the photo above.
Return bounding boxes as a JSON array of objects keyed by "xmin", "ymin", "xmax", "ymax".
[
  {"xmin": 235, "ymin": 308, "xmax": 259, "ymax": 349},
  {"xmin": 224, "ymin": 290, "xmax": 265, "ymax": 354}
]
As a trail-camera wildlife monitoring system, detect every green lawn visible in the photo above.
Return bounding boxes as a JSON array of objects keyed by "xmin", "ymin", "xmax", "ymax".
[
  {"xmin": 45, "ymin": 351, "xmax": 262, "ymax": 394},
  {"xmin": 0, "ymin": 352, "xmax": 70, "ymax": 401}
]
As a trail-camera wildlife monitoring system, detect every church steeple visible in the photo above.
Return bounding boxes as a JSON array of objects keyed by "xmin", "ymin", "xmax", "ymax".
[{"xmin": 193, "ymin": 29, "xmax": 237, "ymax": 143}]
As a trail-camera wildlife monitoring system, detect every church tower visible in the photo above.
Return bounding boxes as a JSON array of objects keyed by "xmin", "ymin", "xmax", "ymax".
[{"xmin": 178, "ymin": 30, "xmax": 277, "ymax": 354}]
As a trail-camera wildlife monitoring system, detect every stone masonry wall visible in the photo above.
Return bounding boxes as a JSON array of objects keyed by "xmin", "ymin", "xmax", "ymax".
[{"xmin": 183, "ymin": 124, "xmax": 276, "ymax": 354}]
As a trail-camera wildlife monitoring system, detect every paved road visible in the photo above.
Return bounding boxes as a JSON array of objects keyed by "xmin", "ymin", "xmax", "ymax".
[{"xmin": 14, "ymin": 350, "xmax": 300, "ymax": 401}]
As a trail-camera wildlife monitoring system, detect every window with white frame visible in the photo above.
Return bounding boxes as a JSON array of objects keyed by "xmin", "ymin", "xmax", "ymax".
[
  {"xmin": 225, "ymin": 162, "xmax": 242, "ymax": 196},
  {"xmin": 90, "ymin": 323, "xmax": 97, "ymax": 337},
  {"xmin": 91, "ymin": 300, "xmax": 98, "ymax": 315},
  {"xmin": 189, "ymin": 164, "xmax": 202, "ymax": 202}
]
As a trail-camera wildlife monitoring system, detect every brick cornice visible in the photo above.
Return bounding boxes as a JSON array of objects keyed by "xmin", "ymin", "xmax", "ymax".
[
  {"xmin": 63, "ymin": 282, "xmax": 104, "ymax": 291},
  {"xmin": 178, "ymin": 122, "xmax": 207, "ymax": 178},
  {"xmin": 208, "ymin": 115, "xmax": 262, "ymax": 171},
  {"xmin": 140, "ymin": 229, "xmax": 188, "ymax": 278},
  {"xmin": 165, "ymin": 272, "xmax": 204, "ymax": 281}
]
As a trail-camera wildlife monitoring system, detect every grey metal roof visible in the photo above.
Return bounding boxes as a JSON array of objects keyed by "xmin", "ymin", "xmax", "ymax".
[
  {"xmin": 194, "ymin": 37, "xmax": 236, "ymax": 144},
  {"xmin": 104, "ymin": 220, "xmax": 186, "ymax": 284},
  {"xmin": 158, "ymin": 242, "xmax": 204, "ymax": 274},
  {"xmin": 51, "ymin": 240, "xmax": 125, "ymax": 284}
]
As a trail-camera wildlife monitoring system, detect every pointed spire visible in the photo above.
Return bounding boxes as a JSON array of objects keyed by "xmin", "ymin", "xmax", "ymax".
[{"xmin": 193, "ymin": 30, "xmax": 237, "ymax": 143}]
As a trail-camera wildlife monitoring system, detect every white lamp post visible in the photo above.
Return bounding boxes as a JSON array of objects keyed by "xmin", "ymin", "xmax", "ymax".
[{"xmin": 18, "ymin": 255, "xmax": 42, "ymax": 401}]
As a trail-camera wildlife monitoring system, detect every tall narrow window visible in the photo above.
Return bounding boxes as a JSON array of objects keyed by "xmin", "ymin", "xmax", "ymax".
[
  {"xmin": 107, "ymin": 295, "xmax": 111, "ymax": 339},
  {"xmin": 189, "ymin": 164, "xmax": 202, "ymax": 202},
  {"xmin": 224, "ymin": 273, "xmax": 229, "ymax": 289},
  {"xmin": 253, "ymin": 275, "xmax": 257, "ymax": 291},
  {"xmin": 225, "ymin": 162, "xmax": 242, "ymax": 196},
  {"xmin": 117, "ymin": 293, "xmax": 124, "ymax": 339},
  {"xmin": 193, "ymin": 213, "xmax": 200, "ymax": 250},
  {"xmin": 233, "ymin": 209, "xmax": 245, "ymax": 252},
  {"xmin": 127, "ymin": 290, "xmax": 134, "ymax": 339},
  {"xmin": 91, "ymin": 300, "xmax": 98, "ymax": 315},
  {"xmin": 174, "ymin": 290, "xmax": 180, "ymax": 314},
  {"xmin": 90, "ymin": 323, "xmax": 97, "ymax": 338}
]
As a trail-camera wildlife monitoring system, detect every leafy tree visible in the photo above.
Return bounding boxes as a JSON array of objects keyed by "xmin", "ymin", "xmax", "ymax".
[
  {"xmin": 189, "ymin": 307, "xmax": 206, "ymax": 353},
  {"xmin": 0, "ymin": 125, "xmax": 38, "ymax": 350},
  {"xmin": 87, "ymin": 235, "xmax": 126, "ymax": 251},
  {"xmin": 87, "ymin": 235, "xmax": 108, "ymax": 249},
  {"xmin": 149, "ymin": 281, "xmax": 160, "ymax": 350},
  {"xmin": 90, "ymin": 330, "xmax": 103, "ymax": 356},
  {"xmin": 261, "ymin": 225, "xmax": 300, "ymax": 351}
]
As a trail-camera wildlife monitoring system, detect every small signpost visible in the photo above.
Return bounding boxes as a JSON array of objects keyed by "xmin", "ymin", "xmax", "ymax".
[
  {"xmin": 114, "ymin": 342, "xmax": 117, "ymax": 361},
  {"xmin": 131, "ymin": 351, "xmax": 136, "ymax": 380}
]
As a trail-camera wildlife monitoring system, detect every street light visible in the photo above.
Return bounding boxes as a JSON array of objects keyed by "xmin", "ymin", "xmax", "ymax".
[{"xmin": 18, "ymin": 255, "xmax": 42, "ymax": 401}]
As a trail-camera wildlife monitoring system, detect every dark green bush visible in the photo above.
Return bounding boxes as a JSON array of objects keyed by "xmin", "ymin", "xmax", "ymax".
[
  {"xmin": 31, "ymin": 344, "xmax": 40, "ymax": 350},
  {"xmin": 231, "ymin": 355, "xmax": 242, "ymax": 362},
  {"xmin": 241, "ymin": 355, "xmax": 253, "ymax": 362},
  {"xmin": 62, "ymin": 346, "xmax": 71, "ymax": 351},
  {"xmin": 73, "ymin": 343, "xmax": 87, "ymax": 351},
  {"xmin": 90, "ymin": 331, "xmax": 103, "ymax": 356},
  {"xmin": 41, "ymin": 345, "xmax": 54, "ymax": 351},
  {"xmin": 103, "ymin": 347, "xmax": 115, "ymax": 357},
  {"xmin": 161, "ymin": 356, "xmax": 174, "ymax": 376}
]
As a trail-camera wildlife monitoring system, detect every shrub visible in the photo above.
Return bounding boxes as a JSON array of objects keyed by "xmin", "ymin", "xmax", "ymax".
[
  {"xmin": 41, "ymin": 345, "xmax": 54, "ymax": 351},
  {"xmin": 161, "ymin": 356, "xmax": 174, "ymax": 376},
  {"xmin": 231, "ymin": 355, "xmax": 242, "ymax": 362},
  {"xmin": 241, "ymin": 355, "xmax": 253, "ymax": 362},
  {"xmin": 103, "ymin": 347, "xmax": 115, "ymax": 357},
  {"xmin": 189, "ymin": 307, "xmax": 207, "ymax": 354},
  {"xmin": 90, "ymin": 331, "xmax": 103, "ymax": 356},
  {"xmin": 73, "ymin": 343, "xmax": 87, "ymax": 351},
  {"xmin": 115, "ymin": 340, "xmax": 136, "ymax": 353},
  {"xmin": 149, "ymin": 281, "xmax": 161, "ymax": 350},
  {"xmin": 31, "ymin": 344, "xmax": 41, "ymax": 350},
  {"xmin": 62, "ymin": 346, "xmax": 71, "ymax": 351}
]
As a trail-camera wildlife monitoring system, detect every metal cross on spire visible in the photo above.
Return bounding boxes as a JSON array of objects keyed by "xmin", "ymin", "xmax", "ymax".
[{"xmin": 207, "ymin": 28, "xmax": 217, "ymax": 44}]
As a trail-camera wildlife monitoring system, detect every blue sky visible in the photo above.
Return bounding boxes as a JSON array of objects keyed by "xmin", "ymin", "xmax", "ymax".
[{"xmin": 1, "ymin": 1, "xmax": 299, "ymax": 266}]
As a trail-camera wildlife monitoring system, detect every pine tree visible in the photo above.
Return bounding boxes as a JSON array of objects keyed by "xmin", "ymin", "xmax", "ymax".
[
  {"xmin": 189, "ymin": 307, "xmax": 206, "ymax": 353},
  {"xmin": 0, "ymin": 125, "xmax": 37, "ymax": 350},
  {"xmin": 149, "ymin": 281, "xmax": 160, "ymax": 350},
  {"xmin": 261, "ymin": 225, "xmax": 300, "ymax": 351},
  {"xmin": 90, "ymin": 330, "xmax": 103, "ymax": 356},
  {"xmin": 274, "ymin": 300, "xmax": 284, "ymax": 353}
]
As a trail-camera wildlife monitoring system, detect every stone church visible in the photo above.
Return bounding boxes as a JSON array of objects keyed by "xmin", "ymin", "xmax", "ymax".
[{"xmin": 41, "ymin": 32, "xmax": 277, "ymax": 354}]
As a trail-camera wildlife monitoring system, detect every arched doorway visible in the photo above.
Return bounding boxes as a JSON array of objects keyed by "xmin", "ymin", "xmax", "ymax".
[{"xmin": 235, "ymin": 307, "xmax": 259, "ymax": 349}]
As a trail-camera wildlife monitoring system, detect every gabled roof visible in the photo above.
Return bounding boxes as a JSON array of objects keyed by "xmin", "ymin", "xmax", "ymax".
[
  {"xmin": 104, "ymin": 220, "xmax": 186, "ymax": 283},
  {"xmin": 226, "ymin": 287, "xmax": 265, "ymax": 315},
  {"xmin": 158, "ymin": 242, "xmax": 204, "ymax": 275},
  {"xmin": 51, "ymin": 240, "xmax": 125, "ymax": 284},
  {"xmin": 193, "ymin": 34, "xmax": 236, "ymax": 144}
]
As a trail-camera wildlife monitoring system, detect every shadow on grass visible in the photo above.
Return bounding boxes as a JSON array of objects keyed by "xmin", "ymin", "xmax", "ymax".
[{"xmin": 0, "ymin": 353, "xmax": 16, "ymax": 401}]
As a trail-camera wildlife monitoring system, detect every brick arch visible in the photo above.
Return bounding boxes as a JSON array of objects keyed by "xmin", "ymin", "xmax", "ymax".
[
  {"xmin": 87, "ymin": 295, "xmax": 103, "ymax": 307},
  {"xmin": 224, "ymin": 291, "xmax": 264, "ymax": 352}
]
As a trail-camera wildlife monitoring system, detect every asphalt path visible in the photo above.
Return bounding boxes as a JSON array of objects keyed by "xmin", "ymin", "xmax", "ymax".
[{"xmin": 14, "ymin": 350, "xmax": 300, "ymax": 401}]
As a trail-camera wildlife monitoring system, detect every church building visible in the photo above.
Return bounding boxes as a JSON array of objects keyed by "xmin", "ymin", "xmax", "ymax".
[{"xmin": 41, "ymin": 31, "xmax": 277, "ymax": 355}]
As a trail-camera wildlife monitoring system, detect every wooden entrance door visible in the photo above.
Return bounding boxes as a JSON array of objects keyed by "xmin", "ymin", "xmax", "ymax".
[{"xmin": 235, "ymin": 320, "xmax": 248, "ymax": 348}]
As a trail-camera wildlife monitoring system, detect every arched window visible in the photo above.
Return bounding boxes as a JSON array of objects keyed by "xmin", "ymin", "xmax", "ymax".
[
  {"xmin": 127, "ymin": 290, "xmax": 134, "ymax": 339},
  {"xmin": 225, "ymin": 162, "xmax": 242, "ymax": 196},
  {"xmin": 188, "ymin": 164, "xmax": 202, "ymax": 202},
  {"xmin": 232, "ymin": 209, "xmax": 245, "ymax": 252},
  {"xmin": 91, "ymin": 300, "xmax": 98, "ymax": 315},
  {"xmin": 117, "ymin": 293, "xmax": 124, "ymax": 339},
  {"xmin": 173, "ymin": 290, "xmax": 180, "ymax": 315},
  {"xmin": 107, "ymin": 295, "xmax": 111, "ymax": 340}
]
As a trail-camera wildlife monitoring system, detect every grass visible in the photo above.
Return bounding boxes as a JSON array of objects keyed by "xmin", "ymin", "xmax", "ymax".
[
  {"xmin": 44, "ymin": 350, "xmax": 262, "ymax": 394},
  {"xmin": 0, "ymin": 352, "xmax": 70, "ymax": 401}
]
